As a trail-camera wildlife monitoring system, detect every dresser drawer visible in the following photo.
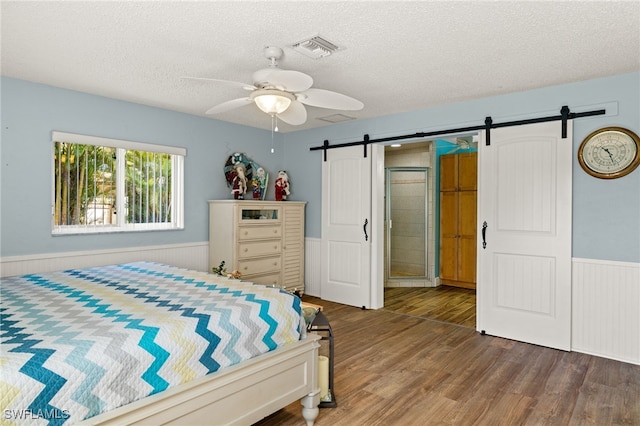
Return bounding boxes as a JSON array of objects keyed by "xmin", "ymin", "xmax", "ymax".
[
  {"xmin": 238, "ymin": 256, "xmax": 281, "ymax": 275},
  {"xmin": 238, "ymin": 240, "xmax": 281, "ymax": 259},
  {"xmin": 238, "ymin": 225, "xmax": 282, "ymax": 240},
  {"xmin": 246, "ymin": 273, "xmax": 281, "ymax": 287}
]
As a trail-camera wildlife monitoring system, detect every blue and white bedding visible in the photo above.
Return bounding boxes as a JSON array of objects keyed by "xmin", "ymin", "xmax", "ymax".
[{"xmin": 0, "ymin": 262, "xmax": 304, "ymax": 425}]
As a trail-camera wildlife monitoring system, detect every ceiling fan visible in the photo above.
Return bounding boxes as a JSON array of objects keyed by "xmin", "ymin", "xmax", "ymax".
[
  {"xmin": 447, "ymin": 136, "xmax": 479, "ymax": 153},
  {"xmin": 183, "ymin": 46, "xmax": 364, "ymax": 126}
]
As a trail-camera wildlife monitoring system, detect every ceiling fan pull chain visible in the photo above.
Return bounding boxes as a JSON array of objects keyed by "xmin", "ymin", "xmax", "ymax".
[{"xmin": 271, "ymin": 115, "xmax": 275, "ymax": 153}]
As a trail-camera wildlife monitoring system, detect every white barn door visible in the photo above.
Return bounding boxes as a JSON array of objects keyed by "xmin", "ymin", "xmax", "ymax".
[
  {"xmin": 477, "ymin": 121, "xmax": 572, "ymax": 351},
  {"xmin": 321, "ymin": 145, "xmax": 374, "ymax": 308}
]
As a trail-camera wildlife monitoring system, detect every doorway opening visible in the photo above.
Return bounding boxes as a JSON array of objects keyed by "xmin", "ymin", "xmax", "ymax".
[
  {"xmin": 383, "ymin": 141, "xmax": 435, "ymax": 288},
  {"xmin": 385, "ymin": 167, "xmax": 429, "ymax": 286},
  {"xmin": 381, "ymin": 137, "xmax": 477, "ymax": 327}
]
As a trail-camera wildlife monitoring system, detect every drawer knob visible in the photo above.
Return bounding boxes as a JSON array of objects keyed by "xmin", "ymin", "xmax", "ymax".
[
  {"xmin": 243, "ymin": 266, "xmax": 248, "ymax": 271},
  {"xmin": 244, "ymin": 248, "xmax": 249, "ymax": 252},
  {"xmin": 273, "ymin": 229, "xmax": 277, "ymax": 233}
]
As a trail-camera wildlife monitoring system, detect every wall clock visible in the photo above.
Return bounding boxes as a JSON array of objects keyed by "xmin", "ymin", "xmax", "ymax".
[{"xmin": 578, "ymin": 126, "xmax": 640, "ymax": 179}]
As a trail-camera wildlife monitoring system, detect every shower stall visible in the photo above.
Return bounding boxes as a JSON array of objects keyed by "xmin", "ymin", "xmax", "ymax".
[{"xmin": 385, "ymin": 167, "xmax": 429, "ymax": 285}]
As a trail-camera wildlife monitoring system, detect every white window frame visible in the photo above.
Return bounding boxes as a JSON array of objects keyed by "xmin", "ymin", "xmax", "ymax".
[{"xmin": 51, "ymin": 131, "xmax": 185, "ymax": 235}]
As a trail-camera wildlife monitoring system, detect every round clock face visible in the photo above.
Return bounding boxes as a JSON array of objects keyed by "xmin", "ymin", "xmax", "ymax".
[{"xmin": 578, "ymin": 127, "xmax": 640, "ymax": 179}]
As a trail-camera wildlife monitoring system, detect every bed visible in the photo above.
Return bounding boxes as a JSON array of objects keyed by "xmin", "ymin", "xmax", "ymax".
[{"xmin": 0, "ymin": 261, "xmax": 320, "ymax": 425}]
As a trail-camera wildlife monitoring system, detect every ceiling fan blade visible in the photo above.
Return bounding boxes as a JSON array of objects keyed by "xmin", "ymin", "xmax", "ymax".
[
  {"xmin": 277, "ymin": 100, "xmax": 307, "ymax": 125},
  {"xmin": 205, "ymin": 97, "xmax": 253, "ymax": 115},
  {"xmin": 253, "ymin": 68, "xmax": 313, "ymax": 92},
  {"xmin": 298, "ymin": 88, "xmax": 364, "ymax": 110},
  {"xmin": 182, "ymin": 76, "xmax": 256, "ymax": 91}
]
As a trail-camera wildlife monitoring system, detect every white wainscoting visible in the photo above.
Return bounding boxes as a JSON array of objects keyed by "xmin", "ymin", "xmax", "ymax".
[
  {"xmin": 0, "ymin": 242, "xmax": 209, "ymax": 277},
  {"xmin": 572, "ymin": 258, "xmax": 640, "ymax": 365},
  {"xmin": 304, "ymin": 238, "xmax": 322, "ymax": 297}
]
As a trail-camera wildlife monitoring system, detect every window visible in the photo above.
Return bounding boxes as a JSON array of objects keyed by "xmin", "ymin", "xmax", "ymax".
[{"xmin": 52, "ymin": 131, "xmax": 185, "ymax": 235}]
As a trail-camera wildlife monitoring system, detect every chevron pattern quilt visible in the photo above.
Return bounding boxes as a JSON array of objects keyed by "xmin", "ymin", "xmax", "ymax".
[{"xmin": 0, "ymin": 262, "xmax": 304, "ymax": 425}]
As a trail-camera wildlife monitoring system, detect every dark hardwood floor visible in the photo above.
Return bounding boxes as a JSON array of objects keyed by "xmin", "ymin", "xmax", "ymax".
[
  {"xmin": 255, "ymin": 294, "xmax": 640, "ymax": 426},
  {"xmin": 383, "ymin": 286, "xmax": 476, "ymax": 328}
]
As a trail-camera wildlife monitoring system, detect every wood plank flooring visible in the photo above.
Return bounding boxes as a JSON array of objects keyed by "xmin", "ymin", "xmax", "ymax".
[
  {"xmin": 254, "ymin": 295, "xmax": 640, "ymax": 426},
  {"xmin": 383, "ymin": 286, "xmax": 476, "ymax": 328}
]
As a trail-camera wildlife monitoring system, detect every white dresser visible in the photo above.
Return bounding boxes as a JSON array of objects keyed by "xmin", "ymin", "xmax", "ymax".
[{"xmin": 208, "ymin": 200, "xmax": 306, "ymax": 293}]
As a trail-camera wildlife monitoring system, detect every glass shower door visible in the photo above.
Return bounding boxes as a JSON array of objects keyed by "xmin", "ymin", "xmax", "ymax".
[{"xmin": 386, "ymin": 167, "xmax": 428, "ymax": 279}]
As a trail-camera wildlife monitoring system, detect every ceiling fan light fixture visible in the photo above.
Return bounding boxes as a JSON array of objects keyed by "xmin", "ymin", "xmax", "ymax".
[{"xmin": 251, "ymin": 89, "xmax": 294, "ymax": 114}]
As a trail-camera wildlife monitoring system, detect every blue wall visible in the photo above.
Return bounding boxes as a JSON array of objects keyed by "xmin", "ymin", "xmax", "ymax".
[
  {"xmin": 0, "ymin": 77, "xmax": 285, "ymax": 256},
  {"xmin": 282, "ymin": 72, "xmax": 640, "ymax": 263},
  {"xmin": 2, "ymin": 72, "xmax": 639, "ymax": 263}
]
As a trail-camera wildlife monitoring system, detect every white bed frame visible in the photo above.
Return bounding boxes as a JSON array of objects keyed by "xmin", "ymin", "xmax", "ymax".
[
  {"xmin": 2, "ymin": 255, "xmax": 320, "ymax": 425},
  {"xmin": 79, "ymin": 334, "xmax": 321, "ymax": 426}
]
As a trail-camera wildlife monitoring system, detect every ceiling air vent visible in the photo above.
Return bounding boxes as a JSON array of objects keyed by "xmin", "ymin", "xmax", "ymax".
[
  {"xmin": 317, "ymin": 113, "xmax": 356, "ymax": 123},
  {"xmin": 290, "ymin": 35, "xmax": 342, "ymax": 59}
]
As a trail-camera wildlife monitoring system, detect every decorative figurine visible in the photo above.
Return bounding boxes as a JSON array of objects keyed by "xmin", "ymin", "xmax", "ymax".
[
  {"xmin": 252, "ymin": 166, "xmax": 268, "ymax": 200},
  {"xmin": 211, "ymin": 260, "xmax": 227, "ymax": 275},
  {"xmin": 231, "ymin": 163, "xmax": 248, "ymax": 199},
  {"xmin": 212, "ymin": 260, "xmax": 241, "ymax": 279},
  {"xmin": 225, "ymin": 153, "xmax": 252, "ymax": 200},
  {"xmin": 275, "ymin": 170, "xmax": 290, "ymax": 201}
]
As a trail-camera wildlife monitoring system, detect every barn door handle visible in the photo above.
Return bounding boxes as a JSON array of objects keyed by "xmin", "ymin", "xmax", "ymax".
[
  {"xmin": 482, "ymin": 221, "xmax": 488, "ymax": 249},
  {"xmin": 363, "ymin": 218, "xmax": 369, "ymax": 241}
]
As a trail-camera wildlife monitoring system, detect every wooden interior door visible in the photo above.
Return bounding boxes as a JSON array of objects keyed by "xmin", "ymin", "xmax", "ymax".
[
  {"xmin": 439, "ymin": 191, "xmax": 458, "ymax": 281},
  {"xmin": 458, "ymin": 153, "xmax": 477, "ymax": 190},
  {"xmin": 440, "ymin": 154, "xmax": 458, "ymax": 191},
  {"xmin": 439, "ymin": 152, "xmax": 477, "ymax": 289},
  {"xmin": 457, "ymin": 190, "xmax": 477, "ymax": 284}
]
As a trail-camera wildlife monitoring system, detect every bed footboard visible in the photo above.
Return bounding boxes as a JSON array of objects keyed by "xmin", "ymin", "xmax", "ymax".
[{"xmin": 80, "ymin": 335, "xmax": 321, "ymax": 425}]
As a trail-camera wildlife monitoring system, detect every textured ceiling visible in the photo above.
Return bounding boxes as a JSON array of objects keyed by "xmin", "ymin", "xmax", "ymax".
[{"xmin": 2, "ymin": 1, "xmax": 639, "ymax": 133}]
